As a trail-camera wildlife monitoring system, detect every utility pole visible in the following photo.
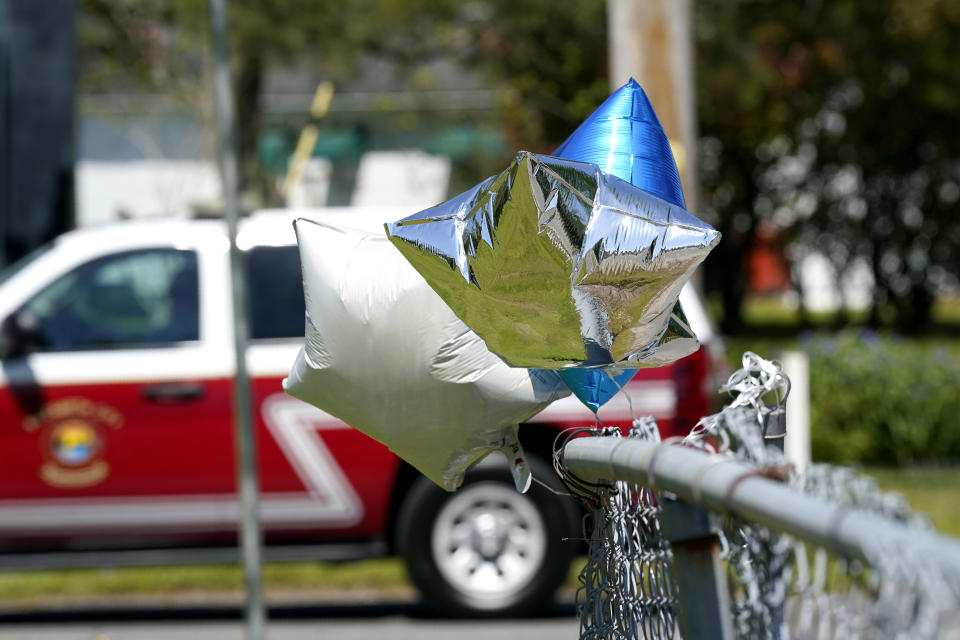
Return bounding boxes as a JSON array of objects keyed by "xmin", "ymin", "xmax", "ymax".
[{"xmin": 607, "ymin": 0, "xmax": 698, "ymax": 212}]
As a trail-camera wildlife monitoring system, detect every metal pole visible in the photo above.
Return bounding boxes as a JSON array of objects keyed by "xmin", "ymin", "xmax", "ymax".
[
  {"xmin": 659, "ymin": 500, "xmax": 735, "ymax": 640},
  {"xmin": 207, "ymin": 1, "xmax": 266, "ymax": 638},
  {"xmin": 563, "ymin": 437, "xmax": 960, "ymax": 575}
]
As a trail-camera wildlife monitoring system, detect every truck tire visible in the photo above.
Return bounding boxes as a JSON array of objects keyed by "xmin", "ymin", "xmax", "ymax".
[{"xmin": 395, "ymin": 455, "xmax": 579, "ymax": 617}]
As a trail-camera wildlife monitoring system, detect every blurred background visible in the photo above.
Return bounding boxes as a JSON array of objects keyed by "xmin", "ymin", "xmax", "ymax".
[{"xmin": 1, "ymin": 0, "xmax": 958, "ymax": 619}]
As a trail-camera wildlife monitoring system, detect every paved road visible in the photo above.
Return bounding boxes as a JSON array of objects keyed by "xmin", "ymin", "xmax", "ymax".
[
  {"xmin": 0, "ymin": 603, "xmax": 579, "ymax": 640},
  {"xmin": 0, "ymin": 618, "xmax": 579, "ymax": 640}
]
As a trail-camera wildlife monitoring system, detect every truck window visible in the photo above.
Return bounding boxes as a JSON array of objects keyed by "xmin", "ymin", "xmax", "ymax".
[
  {"xmin": 244, "ymin": 245, "xmax": 305, "ymax": 340},
  {"xmin": 21, "ymin": 249, "xmax": 199, "ymax": 351}
]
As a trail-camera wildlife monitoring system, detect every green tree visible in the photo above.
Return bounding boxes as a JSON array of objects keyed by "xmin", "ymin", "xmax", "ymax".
[{"xmin": 695, "ymin": 0, "xmax": 960, "ymax": 332}]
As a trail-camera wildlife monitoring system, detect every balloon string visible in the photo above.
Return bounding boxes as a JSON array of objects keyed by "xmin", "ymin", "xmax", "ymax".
[
  {"xmin": 605, "ymin": 368, "xmax": 639, "ymax": 424},
  {"xmin": 532, "ymin": 474, "xmax": 575, "ymax": 498}
]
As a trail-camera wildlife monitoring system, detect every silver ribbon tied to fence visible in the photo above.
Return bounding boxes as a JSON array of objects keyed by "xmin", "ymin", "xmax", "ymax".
[{"xmin": 386, "ymin": 151, "xmax": 720, "ymax": 371}]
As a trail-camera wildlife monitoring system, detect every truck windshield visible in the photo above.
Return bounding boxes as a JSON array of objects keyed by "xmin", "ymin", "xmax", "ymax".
[{"xmin": 0, "ymin": 243, "xmax": 53, "ymax": 287}]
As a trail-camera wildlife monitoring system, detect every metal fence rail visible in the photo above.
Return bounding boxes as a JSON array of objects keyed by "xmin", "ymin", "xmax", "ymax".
[
  {"xmin": 563, "ymin": 437, "xmax": 960, "ymax": 575},
  {"xmin": 562, "ymin": 433, "xmax": 960, "ymax": 640},
  {"xmin": 559, "ymin": 353, "xmax": 960, "ymax": 640}
]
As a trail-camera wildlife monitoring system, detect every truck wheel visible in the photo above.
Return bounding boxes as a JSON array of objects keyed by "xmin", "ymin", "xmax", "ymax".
[{"xmin": 396, "ymin": 455, "xmax": 579, "ymax": 617}]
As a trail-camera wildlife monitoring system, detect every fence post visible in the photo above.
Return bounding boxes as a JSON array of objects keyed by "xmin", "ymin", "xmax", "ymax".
[
  {"xmin": 660, "ymin": 499, "xmax": 735, "ymax": 640},
  {"xmin": 782, "ymin": 350, "xmax": 811, "ymax": 473}
]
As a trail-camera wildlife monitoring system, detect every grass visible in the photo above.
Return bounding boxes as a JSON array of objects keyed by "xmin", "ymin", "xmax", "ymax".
[
  {"xmin": 719, "ymin": 294, "xmax": 960, "ymax": 362},
  {"xmin": 862, "ymin": 467, "xmax": 960, "ymax": 537},
  {"xmin": 0, "ymin": 558, "xmax": 411, "ymax": 608},
  {"xmin": 734, "ymin": 294, "xmax": 960, "ymax": 327}
]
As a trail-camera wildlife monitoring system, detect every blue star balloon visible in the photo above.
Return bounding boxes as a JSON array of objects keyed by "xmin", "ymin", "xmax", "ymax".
[
  {"xmin": 555, "ymin": 79, "xmax": 692, "ymax": 413},
  {"xmin": 556, "ymin": 367, "xmax": 637, "ymax": 414},
  {"xmin": 554, "ymin": 78, "xmax": 686, "ymax": 208}
]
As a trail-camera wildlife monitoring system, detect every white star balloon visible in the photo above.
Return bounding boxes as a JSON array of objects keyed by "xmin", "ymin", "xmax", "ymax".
[{"xmin": 284, "ymin": 214, "xmax": 570, "ymax": 492}]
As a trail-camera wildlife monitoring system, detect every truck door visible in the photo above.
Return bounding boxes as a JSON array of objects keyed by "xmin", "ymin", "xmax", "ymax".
[{"xmin": 0, "ymin": 247, "xmax": 235, "ymax": 546}]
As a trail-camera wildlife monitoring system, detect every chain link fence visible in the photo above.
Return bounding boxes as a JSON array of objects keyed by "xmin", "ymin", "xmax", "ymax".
[{"xmin": 556, "ymin": 353, "xmax": 960, "ymax": 640}]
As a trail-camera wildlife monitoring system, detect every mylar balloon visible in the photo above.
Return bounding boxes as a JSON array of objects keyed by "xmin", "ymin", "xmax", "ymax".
[
  {"xmin": 554, "ymin": 78, "xmax": 686, "ymax": 207},
  {"xmin": 552, "ymin": 79, "xmax": 697, "ymax": 411},
  {"xmin": 386, "ymin": 151, "xmax": 720, "ymax": 372},
  {"xmin": 283, "ymin": 215, "xmax": 570, "ymax": 492},
  {"xmin": 556, "ymin": 367, "xmax": 637, "ymax": 414}
]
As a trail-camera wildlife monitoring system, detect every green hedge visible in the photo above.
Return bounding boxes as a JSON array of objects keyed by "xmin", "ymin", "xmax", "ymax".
[{"xmin": 802, "ymin": 331, "xmax": 960, "ymax": 466}]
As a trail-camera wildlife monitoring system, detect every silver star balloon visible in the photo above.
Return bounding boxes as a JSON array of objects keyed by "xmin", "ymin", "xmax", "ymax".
[{"xmin": 386, "ymin": 151, "xmax": 720, "ymax": 370}]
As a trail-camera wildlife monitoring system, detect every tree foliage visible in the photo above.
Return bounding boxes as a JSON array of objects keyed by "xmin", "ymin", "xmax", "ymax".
[{"xmin": 696, "ymin": 0, "xmax": 960, "ymax": 332}]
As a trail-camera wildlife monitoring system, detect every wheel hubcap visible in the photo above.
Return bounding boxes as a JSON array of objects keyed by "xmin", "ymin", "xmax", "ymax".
[{"xmin": 431, "ymin": 481, "xmax": 547, "ymax": 605}]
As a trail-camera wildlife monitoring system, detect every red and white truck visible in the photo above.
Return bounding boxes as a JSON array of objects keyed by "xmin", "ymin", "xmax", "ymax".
[{"xmin": 0, "ymin": 209, "xmax": 721, "ymax": 615}]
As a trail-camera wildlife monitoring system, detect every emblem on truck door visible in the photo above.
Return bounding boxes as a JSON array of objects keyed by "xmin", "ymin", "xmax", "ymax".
[
  {"xmin": 50, "ymin": 420, "xmax": 101, "ymax": 466},
  {"xmin": 23, "ymin": 397, "xmax": 124, "ymax": 489}
]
